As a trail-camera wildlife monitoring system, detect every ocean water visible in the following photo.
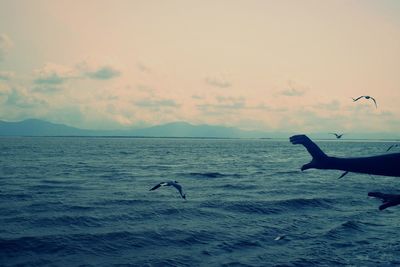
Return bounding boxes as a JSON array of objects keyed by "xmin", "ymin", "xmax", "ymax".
[{"xmin": 1, "ymin": 137, "xmax": 400, "ymax": 267}]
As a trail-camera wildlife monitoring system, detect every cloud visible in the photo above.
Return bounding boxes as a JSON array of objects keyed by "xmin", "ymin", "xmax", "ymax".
[
  {"xmin": 251, "ymin": 103, "xmax": 288, "ymax": 112},
  {"xmin": 0, "ymin": 34, "xmax": 13, "ymax": 61},
  {"xmin": 2, "ymin": 86, "xmax": 47, "ymax": 108},
  {"xmin": 192, "ymin": 95, "xmax": 204, "ymax": 100},
  {"xmin": 86, "ymin": 66, "xmax": 120, "ymax": 80},
  {"xmin": 279, "ymin": 80, "xmax": 307, "ymax": 96},
  {"xmin": 280, "ymin": 88, "xmax": 305, "ymax": 96},
  {"xmin": 0, "ymin": 71, "xmax": 15, "ymax": 80},
  {"xmin": 34, "ymin": 62, "xmax": 121, "ymax": 85},
  {"xmin": 205, "ymin": 76, "xmax": 232, "ymax": 88},
  {"xmin": 34, "ymin": 63, "xmax": 78, "ymax": 84},
  {"xmin": 134, "ymin": 98, "xmax": 180, "ymax": 109},
  {"xmin": 312, "ymin": 100, "xmax": 341, "ymax": 111},
  {"xmin": 35, "ymin": 73, "xmax": 66, "ymax": 85},
  {"xmin": 197, "ymin": 96, "xmax": 246, "ymax": 111},
  {"xmin": 136, "ymin": 84, "xmax": 154, "ymax": 92},
  {"xmin": 32, "ymin": 85, "xmax": 65, "ymax": 93}
]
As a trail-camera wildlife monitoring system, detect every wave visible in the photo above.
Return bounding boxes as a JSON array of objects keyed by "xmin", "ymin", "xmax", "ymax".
[
  {"xmin": 188, "ymin": 172, "xmax": 241, "ymax": 178},
  {"xmin": 324, "ymin": 220, "xmax": 367, "ymax": 240},
  {"xmin": 217, "ymin": 184, "xmax": 258, "ymax": 190},
  {"xmin": 200, "ymin": 198, "xmax": 334, "ymax": 215},
  {"xmin": 272, "ymin": 170, "xmax": 301, "ymax": 175},
  {"xmin": 0, "ymin": 193, "xmax": 33, "ymax": 201},
  {"xmin": 38, "ymin": 179, "xmax": 72, "ymax": 185},
  {"xmin": 273, "ymin": 197, "xmax": 334, "ymax": 210},
  {"xmin": 0, "ymin": 229, "xmax": 220, "ymax": 257},
  {"xmin": 137, "ymin": 255, "xmax": 195, "ymax": 267},
  {"xmin": 92, "ymin": 199, "xmax": 160, "ymax": 206},
  {"xmin": 217, "ymin": 239, "xmax": 263, "ymax": 252},
  {"xmin": 32, "ymin": 215, "xmax": 103, "ymax": 228},
  {"xmin": 28, "ymin": 184, "xmax": 84, "ymax": 191},
  {"xmin": 201, "ymin": 200, "xmax": 282, "ymax": 215}
]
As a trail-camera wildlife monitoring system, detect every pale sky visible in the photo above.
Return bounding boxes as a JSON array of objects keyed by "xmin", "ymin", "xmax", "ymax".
[{"xmin": 0, "ymin": 0, "xmax": 399, "ymax": 133}]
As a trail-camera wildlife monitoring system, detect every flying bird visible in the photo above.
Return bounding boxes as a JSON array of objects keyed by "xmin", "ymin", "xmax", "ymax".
[
  {"xmin": 352, "ymin": 95, "xmax": 377, "ymax": 108},
  {"xmin": 274, "ymin": 235, "xmax": 286, "ymax": 241},
  {"xmin": 149, "ymin": 180, "xmax": 186, "ymax": 199},
  {"xmin": 330, "ymin": 133, "xmax": 344, "ymax": 139},
  {"xmin": 338, "ymin": 171, "xmax": 349, "ymax": 179},
  {"xmin": 386, "ymin": 144, "xmax": 399, "ymax": 152}
]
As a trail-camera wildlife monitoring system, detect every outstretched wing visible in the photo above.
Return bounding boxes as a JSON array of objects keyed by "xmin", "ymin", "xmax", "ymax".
[
  {"xmin": 386, "ymin": 144, "xmax": 395, "ymax": 152},
  {"xmin": 338, "ymin": 171, "xmax": 349, "ymax": 179},
  {"xmin": 370, "ymin": 97, "xmax": 377, "ymax": 108},
  {"xmin": 352, "ymin": 96, "xmax": 364, "ymax": 101},
  {"xmin": 171, "ymin": 183, "xmax": 186, "ymax": 199},
  {"xmin": 149, "ymin": 183, "xmax": 162, "ymax": 191}
]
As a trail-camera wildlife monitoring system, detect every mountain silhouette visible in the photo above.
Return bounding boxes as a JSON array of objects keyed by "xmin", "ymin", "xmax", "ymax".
[{"xmin": 0, "ymin": 119, "xmax": 267, "ymax": 138}]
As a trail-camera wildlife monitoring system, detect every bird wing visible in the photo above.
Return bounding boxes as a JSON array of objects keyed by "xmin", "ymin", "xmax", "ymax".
[
  {"xmin": 352, "ymin": 96, "xmax": 364, "ymax": 101},
  {"xmin": 149, "ymin": 183, "xmax": 162, "ymax": 191},
  {"xmin": 386, "ymin": 144, "xmax": 394, "ymax": 152},
  {"xmin": 338, "ymin": 171, "xmax": 349, "ymax": 179},
  {"xmin": 171, "ymin": 183, "xmax": 185, "ymax": 198},
  {"xmin": 370, "ymin": 97, "xmax": 377, "ymax": 108}
]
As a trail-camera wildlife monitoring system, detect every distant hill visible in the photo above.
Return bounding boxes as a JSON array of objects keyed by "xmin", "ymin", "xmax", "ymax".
[
  {"xmin": 0, "ymin": 119, "xmax": 269, "ymax": 138},
  {"xmin": 0, "ymin": 119, "xmax": 94, "ymax": 136},
  {"xmin": 1, "ymin": 119, "xmax": 399, "ymax": 140},
  {"xmin": 128, "ymin": 121, "xmax": 267, "ymax": 138}
]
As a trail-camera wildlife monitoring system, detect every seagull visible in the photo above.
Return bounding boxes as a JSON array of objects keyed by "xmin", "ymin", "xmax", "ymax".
[
  {"xmin": 149, "ymin": 180, "xmax": 186, "ymax": 199},
  {"xmin": 386, "ymin": 144, "xmax": 399, "ymax": 152},
  {"xmin": 338, "ymin": 171, "xmax": 349, "ymax": 179},
  {"xmin": 352, "ymin": 95, "xmax": 377, "ymax": 108},
  {"xmin": 274, "ymin": 235, "xmax": 286, "ymax": 241},
  {"xmin": 330, "ymin": 133, "xmax": 344, "ymax": 139}
]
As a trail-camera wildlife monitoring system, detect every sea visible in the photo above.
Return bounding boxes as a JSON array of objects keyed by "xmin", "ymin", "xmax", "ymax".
[{"xmin": 1, "ymin": 137, "xmax": 400, "ymax": 267}]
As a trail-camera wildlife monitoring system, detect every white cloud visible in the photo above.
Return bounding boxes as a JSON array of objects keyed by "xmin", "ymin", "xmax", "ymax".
[
  {"xmin": 280, "ymin": 87, "xmax": 305, "ymax": 96},
  {"xmin": 279, "ymin": 80, "xmax": 307, "ymax": 97},
  {"xmin": 312, "ymin": 100, "xmax": 341, "ymax": 111},
  {"xmin": 197, "ymin": 96, "xmax": 246, "ymax": 113},
  {"xmin": 33, "ymin": 61, "xmax": 121, "ymax": 86},
  {"xmin": 205, "ymin": 76, "xmax": 232, "ymax": 88},
  {"xmin": 2, "ymin": 86, "xmax": 47, "ymax": 108},
  {"xmin": 86, "ymin": 66, "xmax": 120, "ymax": 80},
  {"xmin": 77, "ymin": 61, "xmax": 121, "ymax": 80},
  {"xmin": 135, "ymin": 98, "xmax": 180, "ymax": 109},
  {"xmin": 34, "ymin": 63, "xmax": 78, "ymax": 84}
]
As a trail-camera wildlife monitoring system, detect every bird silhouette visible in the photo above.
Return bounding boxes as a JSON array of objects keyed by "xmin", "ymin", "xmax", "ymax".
[
  {"xmin": 338, "ymin": 171, "xmax": 349, "ymax": 179},
  {"xmin": 330, "ymin": 133, "xmax": 344, "ymax": 139},
  {"xmin": 149, "ymin": 180, "xmax": 186, "ymax": 199},
  {"xmin": 386, "ymin": 144, "xmax": 399, "ymax": 152},
  {"xmin": 352, "ymin": 95, "xmax": 377, "ymax": 108}
]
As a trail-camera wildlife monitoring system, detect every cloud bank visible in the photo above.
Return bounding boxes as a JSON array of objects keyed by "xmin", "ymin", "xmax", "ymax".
[
  {"xmin": 205, "ymin": 76, "xmax": 232, "ymax": 88},
  {"xmin": 85, "ymin": 66, "xmax": 120, "ymax": 80}
]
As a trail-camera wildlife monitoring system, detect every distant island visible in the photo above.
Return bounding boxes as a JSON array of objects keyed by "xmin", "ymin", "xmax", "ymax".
[
  {"xmin": 0, "ymin": 119, "xmax": 269, "ymax": 138},
  {"xmin": 0, "ymin": 119, "xmax": 399, "ymax": 140}
]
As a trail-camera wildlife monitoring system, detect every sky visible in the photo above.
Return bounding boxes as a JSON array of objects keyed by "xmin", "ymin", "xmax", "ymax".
[{"xmin": 0, "ymin": 0, "xmax": 399, "ymax": 134}]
